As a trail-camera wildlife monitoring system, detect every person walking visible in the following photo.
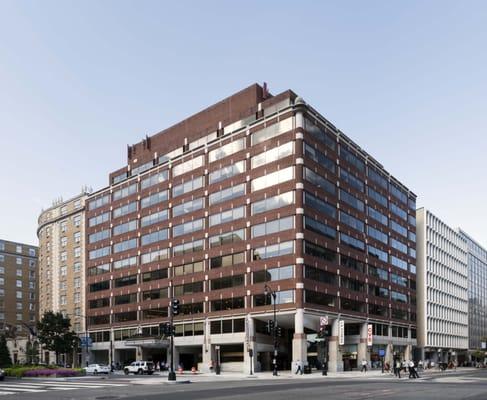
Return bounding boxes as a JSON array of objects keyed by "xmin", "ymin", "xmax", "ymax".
[
  {"xmin": 396, "ymin": 359, "xmax": 402, "ymax": 378},
  {"xmin": 361, "ymin": 359, "xmax": 368, "ymax": 373},
  {"xmin": 408, "ymin": 360, "xmax": 414, "ymax": 379},
  {"xmin": 295, "ymin": 360, "xmax": 303, "ymax": 375}
]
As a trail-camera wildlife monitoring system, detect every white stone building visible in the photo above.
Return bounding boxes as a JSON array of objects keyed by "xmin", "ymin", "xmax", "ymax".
[{"xmin": 416, "ymin": 208, "xmax": 469, "ymax": 363}]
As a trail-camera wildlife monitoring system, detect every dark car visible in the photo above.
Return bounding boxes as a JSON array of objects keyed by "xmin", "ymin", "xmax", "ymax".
[{"xmin": 0, "ymin": 368, "xmax": 5, "ymax": 381}]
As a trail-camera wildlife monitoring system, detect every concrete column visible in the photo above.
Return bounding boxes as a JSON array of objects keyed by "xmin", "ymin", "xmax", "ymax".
[
  {"xmin": 385, "ymin": 343, "xmax": 394, "ymax": 366},
  {"xmin": 328, "ymin": 319, "xmax": 343, "ymax": 372},
  {"xmin": 202, "ymin": 344, "xmax": 212, "ymax": 373},
  {"xmin": 357, "ymin": 323, "xmax": 369, "ymax": 365},
  {"xmin": 292, "ymin": 308, "xmax": 307, "ymax": 371},
  {"xmin": 136, "ymin": 346, "xmax": 143, "ymax": 361},
  {"xmin": 243, "ymin": 315, "xmax": 258, "ymax": 374}
]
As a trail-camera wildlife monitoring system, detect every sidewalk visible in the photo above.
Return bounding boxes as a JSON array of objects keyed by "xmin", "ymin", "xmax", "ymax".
[{"xmin": 103, "ymin": 367, "xmax": 478, "ymax": 385}]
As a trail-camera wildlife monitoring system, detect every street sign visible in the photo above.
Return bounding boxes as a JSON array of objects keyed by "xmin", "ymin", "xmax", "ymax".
[
  {"xmin": 367, "ymin": 324, "xmax": 373, "ymax": 346},
  {"xmin": 80, "ymin": 337, "xmax": 92, "ymax": 348},
  {"xmin": 320, "ymin": 316, "xmax": 328, "ymax": 326},
  {"xmin": 338, "ymin": 320, "xmax": 345, "ymax": 345},
  {"xmin": 378, "ymin": 349, "xmax": 385, "ymax": 357},
  {"xmin": 481, "ymin": 342, "xmax": 486, "ymax": 350}
]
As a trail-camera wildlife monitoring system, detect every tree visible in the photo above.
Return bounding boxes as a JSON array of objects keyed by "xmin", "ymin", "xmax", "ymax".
[
  {"xmin": 26, "ymin": 340, "xmax": 40, "ymax": 365},
  {"xmin": 37, "ymin": 311, "xmax": 79, "ymax": 365},
  {"xmin": 0, "ymin": 334, "xmax": 12, "ymax": 368}
]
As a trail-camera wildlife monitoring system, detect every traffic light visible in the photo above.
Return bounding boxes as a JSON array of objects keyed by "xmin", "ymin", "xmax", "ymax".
[
  {"xmin": 160, "ymin": 322, "xmax": 173, "ymax": 336},
  {"xmin": 276, "ymin": 326, "xmax": 282, "ymax": 337},
  {"xmin": 172, "ymin": 299, "xmax": 180, "ymax": 316},
  {"xmin": 267, "ymin": 319, "xmax": 275, "ymax": 334}
]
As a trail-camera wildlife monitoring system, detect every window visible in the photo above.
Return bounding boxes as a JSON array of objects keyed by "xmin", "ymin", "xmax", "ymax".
[
  {"xmin": 141, "ymin": 170, "xmax": 169, "ymax": 190},
  {"xmin": 113, "ymin": 256, "xmax": 137, "ymax": 270},
  {"xmin": 252, "ymin": 142, "xmax": 294, "ymax": 169},
  {"xmin": 211, "ymin": 275, "xmax": 245, "ymax": 290},
  {"xmin": 173, "ymin": 219, "xmax": 204, "ymax": 237},
  {"xmin": 340, "ymin": 168, "xmax": 364, "ymax": 192},
  {"xmin": 391, "ymin": 291, "xmax": 407, "ymax": 303},
  {"xmin": 304, "ymin": 241, "xmax": 336, "ymax": 262},
  {"xmin": 114, "ymin": 275, "xmax": 137, "ymax": 288},
  {"xmin": 390, "ymin": 202, "xmax": 407, "ymax": 221},
  {"xmin": 74, "ymin": 247, "xmax": 81, "ymax": 258},
  {"xmin": 340, "ymin": 255, "xmax": 365, "ymax": 273},
  {"xmin": 141, "ymin": 190, "xmax": 169, "ymax": 208},
  {"xmin": 209, "ymin": 138, "xmax": 245, "ymax": 162},
  {"xmin": 16, "ymin": 269, "xmax": 22, "ymax": 277},
  {"xmin": 252, "ymin": 191, "xmax": 294, "ymax": 215},
  {"xmin": 391, "ymin": 273, "xmax": 408, "ymax": 287},
  {"xmin": 303, "ymin": 265, "xmax": 337, "ymax": 284},
  {"xmin": 141, "ymin": 248, "xmax": 169, "ymax": 264},
  {"xmin": 173, "ymin": 281, "xmax": 204, "ymax": 296},
  {"xmin": 141, "ymin": 229, "xmax": 169, "ymax": 246},
  {"xmin": 61, "ymin": 236, "xmax": 67, "ymax": 247},
  {"xmin": 74, "ymin": 232, "xmax": 81, "ymax": 243},
  {"xmin": 253, "ymin": 241, "xmax": 294, "ymax": 260},
  {"xmin": 209, "ymin": 229, "xmax": 245, "ymax": 247},
  {"xmin": 74, "ymin": 292, "xmax": 81, "ymax": 303},
  {"xmin": 172, "ymin": 155, "xmax": 204, "ymax": 177},
  {"xmin": 340, "ymin": 146, "xmax": 365, "ymax": 172},
  {"xmin": 304, "ymin": 290, "xmax": 336, "ymax": 307},
  {"xmin": 368, "ymin": 226, "xmax": 388, "ymax": 244},
  {"xmin": 210, "ymin": 252, "xmax": 245, "ymax": 269},
  {"xmin": 251, "ymin": 118, "xmax": 293, "ymax": 145},
  {"xmin": 340, "ymin": 233, "xmax": 365, "ymax": 251},
  {"xmin": 16, "ymin": 291, "xmax": 22, "ymax": 299},
  {"xmin": 74, "ymin": 277, "xmax": 81, "ymax": 288},
  {"xmin": 60, "ymin": 220, "xmax": 67, "ymax": 232},
  {"xmin": 390, "ymin": 184, "xmax": 408, "ymax": 204},
  {"xmin": 340, "ymin": 189, "xmax": 364, "ymax": 212},
  {"xmin": 303, "ymin": 192, "xmax": 336, "ymax": 219},
  {"xmin": 305, "ymin": 118, "xmax": 336, "ymax": 150},
  {"xmin": 303, "ymin": 215, "xmax": 336, "ymax": 239},
  {"xmin": 16, "ymin": 280, "xmax": 22, "ymax": 288},
  {"xmin": 340, "ymin": 211, "xmax": 364, "ymax": 232},
  {"xmin": 251, "ymin": 166, "xmax": 294, "ymax": 192},
  {"xmin": 174, "ymin": 260, "xmax": 204, "ymax": 276},
  {"xmin": 113, "ymin": 220, "xmax": 138, "ymax": 235},
  {"xmin": 89, "ymin": 212, "xmax": 110, "ymax": 227},
  {"xmin": 142, "ymin": 268, "xmax": 168, "ymax": 282},
  {"xmin": 209, "ymin": 183, "xmax": 245, "ymax": 205},
  {"xmin": 141, "ymin": 210, "xmax": 168, "ymax": 227},
  {"xmin": 211, "ymin": 297, "xmax": 245, "ymax": 311},
  {"xmin": 367, "ymin": 187, "xmax": 388, "ymax": 207},
  {"xmin": 368, "ymin": 207, "xmax": 388, "ymax": 226},
  {"xmin": 112, "ymin": 202, "xmax": 137, "ymax": 218},
  {"xmin": 29, "ymin": 248, "xmax": 36, "ymax": 257},
  {"xmin": 390, "ymin": 220, "xmax": 407, "ymax": 237},
  {"xmin": 253, "ymin": 290, "xmax": 294, "ymax": 306},
  {"xmin": 113, "ymin": 238, "xmax": 137, "ymax": 253},
  {"xmin": 391, "ymin": 255, "xmax": 408, "ymax": 270},
  {"xmin": 252, "ymin": 216, "xmax": 294, "ymax": 238},
  {"xmin": 60, "ymin": 266, "xmax": 67, "ymax": 276},
  {"xmin": 254, "ymin": 265, "xmax": 294, "ymax": 283},
  {"xmin": 303, "ymin": 142, "xmax": 335, "ymax": 172},
  {"xmin": 112, "ymin": 183, "xmax": 137, "ymax": 201},
  {"xmin": 209, "ymin": 206, "xmax": 245, "ymax": 227},
  {"xmin": 172, "ymin": 177, "xmax": 204, "ymax": 198},
  {"xmin": 89, "ymin": 246, "xmax": 111, "ymax": 260},
  {"xmin": 303, "ymin": 168, "xmax": 335, "ymax": 195},
  {"xmin": 114, "ymin": 293, "xmax": 138, "ymax": 305},
  {"xmin": 142, "ymin": 288, "xmax": 168, "ymax": 301},
  {"xmin": 368, "ymin": 168, "xmax": 388, "ymax": 189},
  {"xmin": 172, "ymin": 198, "xmax": 204, "ymax": 217},
  {"xmin": 172, "ymin": 239, "xmax": 204, "ymax": 256},
  {"xmin": 132, "ymin": 160, "xmax": 154, "ymax": 175},
  {"xmin": 89, "ymin": 194, "xmax": 110, "ymax": 210},
  {"xmin": 391, "ymin": 238, "xmax": 407, "ymax": 254},
  {"xmin": 209, "ymin": 160, "xmax": 245, "ymax": 184},
  {"xmin": 88, "ymin": 263, "xmax": 109, "ymax": 276},
  {"xmin": 16, "ymin": 257, "xmax": 22, "ymax": 265},
  {"xmin": 60, "ymin": 251, "xmax": 67, "ymax": 262},
  {"xmin": 367, "ymin": 245, "xmax": 388, "ymax": 262}
]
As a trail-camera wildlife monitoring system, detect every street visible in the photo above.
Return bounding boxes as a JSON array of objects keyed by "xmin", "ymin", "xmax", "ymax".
[{"xmin": 1, "ymin": 369, "xmax": 486, "ymax": 400}]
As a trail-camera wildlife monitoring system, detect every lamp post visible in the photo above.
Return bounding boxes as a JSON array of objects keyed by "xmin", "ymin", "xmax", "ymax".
[{"xmin": 264, "ymin": 284, "xmax": 278, "ymax": 376}]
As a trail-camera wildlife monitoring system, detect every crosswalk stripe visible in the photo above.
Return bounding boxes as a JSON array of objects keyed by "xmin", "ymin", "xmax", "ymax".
[
  {"xmin": 0, "ymin": 392, "xmax": 16, "ymax": 396},
  {"xmin": 31, "ymin": 381, "xmax": 126, "ymax": 386},
  {"xmin": 23, "ymin": 382, "xmax": 110, "ymax": 388},
  {"xmin": 0, "ymin": 386, "xmax": 45, "ymax": 392}
]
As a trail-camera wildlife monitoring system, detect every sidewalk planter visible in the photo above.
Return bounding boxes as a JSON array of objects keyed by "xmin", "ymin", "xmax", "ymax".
[{"xmin": 4, "ymin": 366, "xmax": 85, "ymax": 378}]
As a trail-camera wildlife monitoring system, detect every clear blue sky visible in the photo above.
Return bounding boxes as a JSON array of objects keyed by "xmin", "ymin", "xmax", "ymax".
[{"xmin": 0, "ymin": 0, "xmax": 486, "ymax": 247}]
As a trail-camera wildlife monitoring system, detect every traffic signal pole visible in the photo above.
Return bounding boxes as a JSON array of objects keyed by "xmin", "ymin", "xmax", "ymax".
[{"xmin": 168, "ymin": 297, "xmax": 179, "ymax": 381}]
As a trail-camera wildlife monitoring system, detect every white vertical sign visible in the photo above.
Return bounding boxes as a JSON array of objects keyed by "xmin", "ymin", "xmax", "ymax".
[
  {"xmin": 367, "ymin": 324, "xmax": 373, "ymax": 346},
  {"xmin": 338, "ymin": 320, "xmax": 345, "ymax": 345}
]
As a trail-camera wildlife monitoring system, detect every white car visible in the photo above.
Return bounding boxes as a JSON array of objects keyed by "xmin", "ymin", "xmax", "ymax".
[
  {"xmin": 84, "ymin": 364, "xmax": 111, "ymax": 375},
  {"xmin": 124, "ymin": 361, "xmax": 154, "ymax": 375}
]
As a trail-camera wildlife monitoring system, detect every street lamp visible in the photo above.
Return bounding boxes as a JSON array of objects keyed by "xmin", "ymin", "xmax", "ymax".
[{"xmin": 264, "ymin": 284, "xmax": 278, "ymax": 376}]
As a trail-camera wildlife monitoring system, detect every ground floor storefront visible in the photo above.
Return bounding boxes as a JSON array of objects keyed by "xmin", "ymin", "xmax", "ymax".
[{"xmin": 87, "ymin": 309, "xmax": 417, "ymax": 373}]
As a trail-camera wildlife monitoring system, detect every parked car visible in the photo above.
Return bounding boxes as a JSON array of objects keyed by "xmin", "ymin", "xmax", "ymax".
[
  {"xmin": 0, "ymin": 368, "xmax": 4, "ymax": 381},
  {"xmin": 124, "ymin": 361, "xmax": 154, "ymax": 375},
  {"xmin": 84, "ymin": 364, "xmax": 111, "ymax": 375}
]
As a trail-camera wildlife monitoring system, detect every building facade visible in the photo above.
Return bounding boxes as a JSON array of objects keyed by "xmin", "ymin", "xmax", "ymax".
[
  {"xmin": 416, "ymin": 209, "xmax": 469, "ymax": 364},
  {"xmin": 85, "ymin": 84, "xmax": 417, "ymax": 372},
  {"xmin": 0, "ymin": 239, "xmax": 38, "ymax": 337},
  {"xmin": 37, "ymin": 191, "xmax": 89, "ymax": 364},
  {"xmin": 458, "ymin": 230, "xmax": 487, "ymax": 352}
]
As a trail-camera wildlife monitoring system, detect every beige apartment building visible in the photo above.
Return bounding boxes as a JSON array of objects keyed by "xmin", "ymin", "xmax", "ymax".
[{"xmin": 37, "ymin": 190, "xmax": 89, "ymax": 364}]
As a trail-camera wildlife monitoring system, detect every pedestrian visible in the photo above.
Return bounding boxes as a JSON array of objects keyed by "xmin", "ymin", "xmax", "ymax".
[
  {"xmin": 295, "ymin": 360, "xmax": 303, "ymax": 375},
  {"xmin": 408, "ymin": 360, "xmax": 414, "ymax": 379},
  {"xmin": 395, "ymin": 359, "xmax": 402, "ymax": 378},
  {"xmin": 361, "ymin": 359, "xmax": 368, "ymax": 373},
  {"xmin": 418, "ymin": 360, "xmax": 423, "ymax": 371}
]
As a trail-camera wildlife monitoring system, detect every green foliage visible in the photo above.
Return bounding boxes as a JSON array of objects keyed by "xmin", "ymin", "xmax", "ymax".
[
  {"xmin": 37, "ymin": 312, "xmax": 80, "ymax": 363},
  {"xmin": 0, "ymin": 334, "xmax": 12, "ymax": 368},
  {"xmin": 4, "ymin": 366, "xmax": 85, "ymax": 378}
]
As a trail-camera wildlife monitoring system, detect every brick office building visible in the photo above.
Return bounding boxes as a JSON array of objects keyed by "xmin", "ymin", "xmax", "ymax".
[{"xmin": 85, "ymin": 84, "xmax": 417, "ymax": 372}]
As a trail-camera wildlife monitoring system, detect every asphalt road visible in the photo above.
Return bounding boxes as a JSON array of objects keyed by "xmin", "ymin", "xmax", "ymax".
[{"xmin": 2, "ymin": 369, "xmax": 487, "ymax": 400}]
